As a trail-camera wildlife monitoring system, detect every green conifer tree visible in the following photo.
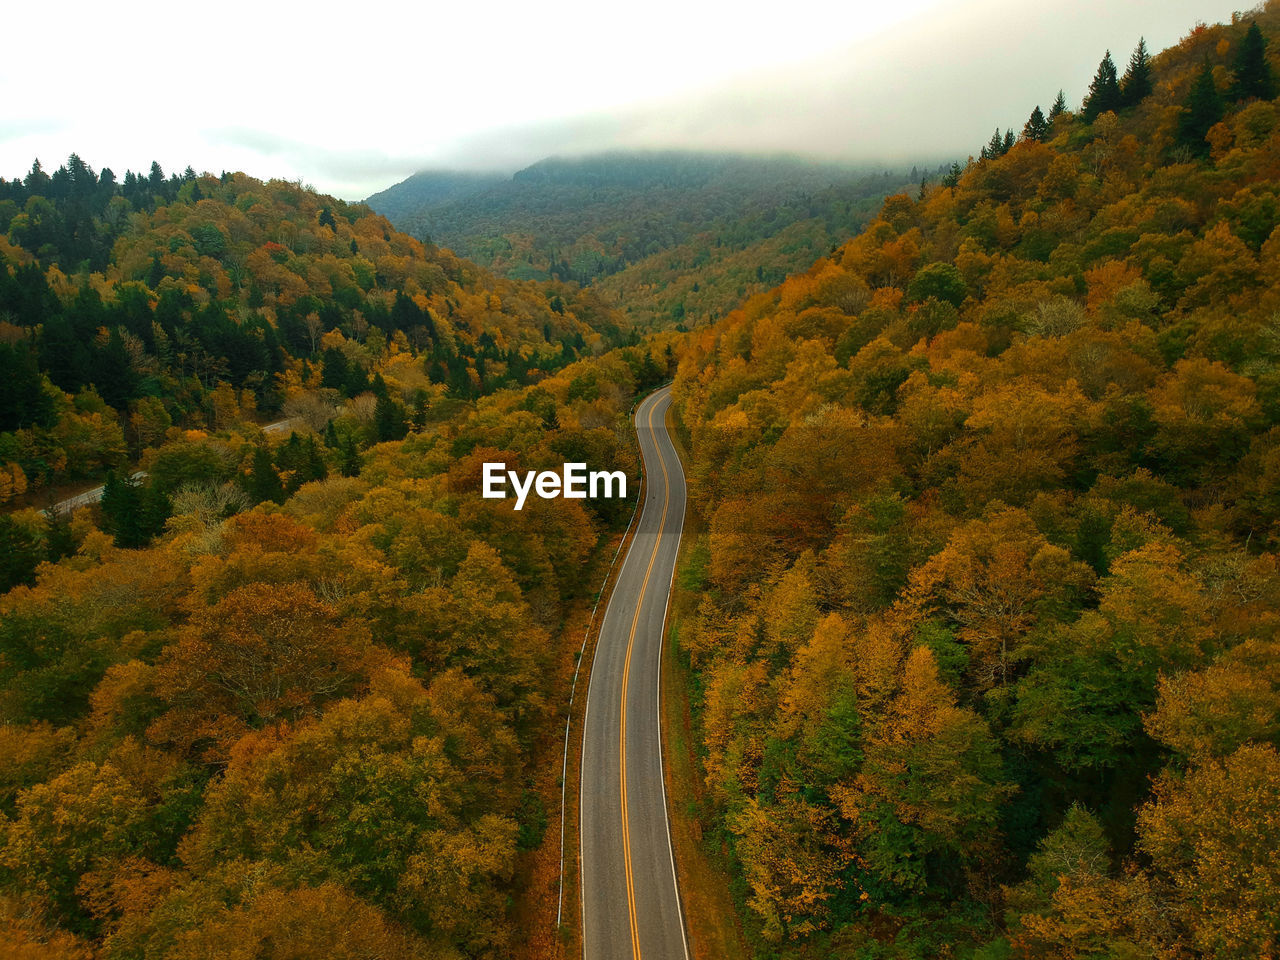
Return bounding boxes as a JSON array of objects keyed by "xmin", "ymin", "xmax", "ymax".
[
  {"xmin": 941, "ymin": 161, "xmax": 963, "ymax": 192},
  {"xmin": 1049, "ymin": 89, "xmax": 1068, "ymax": 120},
  {"xmin": 1178, "ymin": 60, "xmax": 1224, "ymax": 157},
  {"xmin": 1082, "ymin": 51, "xmax": 1122, "ymax": 121},
  {"xmin": 246, "ymin": 446, "xmax": 284, "ymax": 504},
  {"xmin": 1023, "ymin": 105, "xmax": 1049, "ymax": 142},
  {"xmin": 101, "ymin": 471, "xmax": 168, "ymax": 548},
  {"xmin": 338, "ymin": 435, "xmax": 363, "ymax": 477},
  {"xmin": 1229, "ymin": 21, "xmax": 1276, "ymax": 101},
  {"xmin": 1121, "ymin": 38, "xmax": 1154, "ymax": 106},
  {"xmin": 374, "ymin": 392, "xmax": 407, "ymax": 442},
  {"xmin": 982, "ymin": 128, "xmax": 1004, "ymax": 160}
]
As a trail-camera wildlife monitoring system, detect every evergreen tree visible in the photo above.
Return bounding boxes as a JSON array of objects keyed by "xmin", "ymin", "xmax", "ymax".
[
  {"xmin": 374, "ymin": 392, "xmax": 407, "ymax": 442},
  {"xmin": 25, "ymin": 159, "xmax": 51, "ymax": 195},
  {"xmin": 941, "ymin": 161, "xmax": 963, "ymax": 192},
  {"xmin": 275, "ymin": 434, "xmax": 327, "ymax": 494},
  {"xmin": 1229, "ymin": 21, "xmax": 1276, "ymax": 102},
  {"xmin": 0, "ymin": 517, "xmax": 48, "ymax": 593},
  {"xmin": 410, "ymin": 388, "xmax": 430, "ymax": 430},
  {"xmin": 0, "ymin": 342, "xmax": 55, "ymax": 431},
  {"xmin": 100, "ymin": 471, "xmax": 169, "ymax": 548},
  {"xmin": 338, "ymin": 434, "xmax": 363, "ymax": 477},
  {"xmin": 1178, "ymin": 60, "xmax": 1224, "ymax": 157},
  {"xmin": 303, "ymin": 436, "xmax": 328, "ymax": 486},
  {"xmin": 1121, "ymin": 38, "xmax": 1154, "ymax": 106},
  {"xmin": 246, "ymin": 445, "xmax": 284, "ymax": 504},
  {"xmin": 981, "ymin": 128, "xmax": 1005, "ymax": 160},
  {"xmin": 1002, "ymin": 128, "xmax": 1016, "ymax": 153},
  {"xmin": 95, "ymin": 328, "xmax": 139, "ymax": 409},
  {"xmin": 1082, "ymin": 51, "xmax": 1123, "ymax": 121},
  {"xmin": 1049, "ymin": 89, "xmax": 1068, "ymax": 120},
  {"xmin": 320, "ymin": 346, "xmax": 350, "ymax": 393},
  {"xmin": 147, "ymin": 253, "xmax": 165, "ymax": 289},
  {"xmin": 1023, "ymin": 105, "xmax": 1049, "ymax": 142}
]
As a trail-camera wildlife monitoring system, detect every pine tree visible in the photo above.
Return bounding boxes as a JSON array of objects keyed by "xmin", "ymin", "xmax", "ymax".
[
  {"xmin": 1002, "ymin": 129, "xmax": 1016, "ymax": 154},
  {"xmin": 411, "ymin": 389, "xmax": 430, "ymax": 430},
  {"xmin": 1229, "ymin": 21, "xmax": 1276, "ymax": 102},
  {"xmin": 941, "ymin": 161, "xmax": 963, "ymax": 192},
  {"xmin": 100, "ymin": 472, "xmax": 168, "ymax": 548},
  {"xmin": 246, "ymin": 446, "xmax": 284, "ymax": 504},
  {"xmin": 1178, "ymin": 60, "xmax": 1224, "ymax": 157},
  {"xmin": 1121, "ymin": 38, "xmax": 1154, "ymax": 107},
  {"xmin": 1083, "ymin": 51, "xmax": 1123, "ymax": 121},
  {"xmin": 140, "ymin": 485, "xmax": 172, "ymax": 544},
  {"xmin": 1049, "ymin": 89, "xmax": 1068, "ymax": 120},
  {"xmin": 0, "ymin": 342, "xmax": 55, "ymax": 432},
  {"xmin": 320, "ymin": 346, "xmax": 349, "ymax": 393},
  {"xmin": 0, "ymin": 516, "xmax": 49, "ymax": 593},
  {"xmin": 100, "ymin": 470, "xmax": 137, "ymax": 545},
  {"xmin": 374, "ymin": 392, "xmax": 407, "ymax": 442},
  {"xmin": 304, "ymin": 439, "xmax": 328, "ymax": 485},
  {"xmin": 981, "ymin": 128, "xmax": 1004, "ymax": 160},
  {"xmin": 1023, "ymin": 105, "xmax": 1049, "ymax": 142},
  {"xmin": 338, "ymin": 435, "xmax": 363, "ymax": 477}
]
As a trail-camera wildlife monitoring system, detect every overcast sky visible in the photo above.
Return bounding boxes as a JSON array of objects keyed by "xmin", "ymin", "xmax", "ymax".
[{"xmin": 0, "ymin": 0, "xmax": 1253, "ymax": 200}]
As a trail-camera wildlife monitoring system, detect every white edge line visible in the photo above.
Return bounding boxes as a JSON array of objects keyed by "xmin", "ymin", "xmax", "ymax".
[{"xmin": 576, "ymin": 389, "xmax": 651, "ymax": 953}]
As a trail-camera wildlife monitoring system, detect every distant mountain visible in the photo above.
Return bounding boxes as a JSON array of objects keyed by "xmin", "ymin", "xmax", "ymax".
[
  {"xmin": 367, "ymin": 151, "xmax": 935, "ymax": 328},
  {"xmin": 363, "ymin": 169, "xmax": 504, "ymax": 222}
]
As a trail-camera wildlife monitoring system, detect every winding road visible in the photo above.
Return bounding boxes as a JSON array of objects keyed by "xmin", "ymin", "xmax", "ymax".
[{"xmin": 580, "ymin": 386, "xmax": 690, "ymax": 960}]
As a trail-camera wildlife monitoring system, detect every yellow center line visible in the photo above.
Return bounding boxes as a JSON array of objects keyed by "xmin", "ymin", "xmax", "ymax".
[{"xmin": 620, "ymin": 392, "xmax": 672, "ymax": 960}]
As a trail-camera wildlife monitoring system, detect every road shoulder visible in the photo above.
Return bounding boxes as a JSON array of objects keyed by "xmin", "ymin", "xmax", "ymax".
[{"xmin": 660, "ymin": 399, "xmax": 751, "ymax": 960}]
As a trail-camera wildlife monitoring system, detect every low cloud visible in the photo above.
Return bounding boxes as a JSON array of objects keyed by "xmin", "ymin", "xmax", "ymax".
[
  {"xmin": 1, "ymin": 0, "xmax": 1248, "ymax": 200},
  {"xmin": 416, "ymin": 0, "xmax": 1243, "ymax": 182}
]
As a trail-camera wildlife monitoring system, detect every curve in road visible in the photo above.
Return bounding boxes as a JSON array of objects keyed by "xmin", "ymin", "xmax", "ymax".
[{"xmin": 580, "ymin": 385, "xmax": 689, "ymax": 960}]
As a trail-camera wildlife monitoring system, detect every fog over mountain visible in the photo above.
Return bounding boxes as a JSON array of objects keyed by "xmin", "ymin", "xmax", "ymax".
[{"xmin": 0, "ymin": 0, "xmax": 1250, "ymax": 197}]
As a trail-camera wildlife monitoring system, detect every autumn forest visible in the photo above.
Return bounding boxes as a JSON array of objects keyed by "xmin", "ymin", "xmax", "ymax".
[{"xmin": 4, "ymin": 4, "xmax": 1280, "ymax": 960}]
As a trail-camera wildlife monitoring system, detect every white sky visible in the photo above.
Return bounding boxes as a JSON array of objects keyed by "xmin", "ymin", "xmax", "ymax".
[{"xmin": 0, "ymin": 0, "xmax": 1255, "ymax": 200}]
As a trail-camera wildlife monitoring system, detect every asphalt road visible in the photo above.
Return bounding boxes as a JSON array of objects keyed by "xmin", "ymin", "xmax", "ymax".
[{"xmin": 580, "ymin": 386, "xmax": 689, "ymax": 960}]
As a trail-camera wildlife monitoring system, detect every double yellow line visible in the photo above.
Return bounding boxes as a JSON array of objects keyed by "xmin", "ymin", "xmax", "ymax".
[{"xmin": 618, "ymin": 393, "xmax": 672, "ymax": 960}]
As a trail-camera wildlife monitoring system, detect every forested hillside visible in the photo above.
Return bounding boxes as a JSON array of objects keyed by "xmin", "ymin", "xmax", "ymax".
[
  {"xmin": 368, "ymin": 152, "xmax": 925, "ymax": 329},
  {"xmin": 363, "ymin": 170, "xmax": 505, "ymax": 223},
  {"xmin": 0, "ymin": 313, "xmax": 672, "ymax": 957},
  {"xmin": 672, "ymin": 8, "xmax": 1280, "ymax": 958},
  {"xmin": 0, "ymin": 159, "xmax": 631, "ymax": 586}
]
